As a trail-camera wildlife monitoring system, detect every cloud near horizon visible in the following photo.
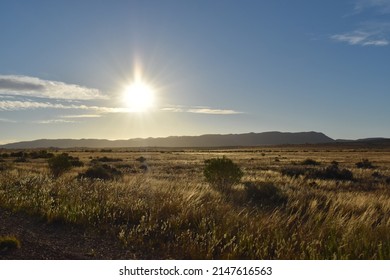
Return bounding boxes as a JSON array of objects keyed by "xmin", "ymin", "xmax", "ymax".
[
  {"xmin": 1, "ymin": 99, "xmax": 241, "ymax": 116},
  {"xmin": 0, "ymin": 99, "xmax": 127, "ymax": 113},
  {"xmin": 0, "ymin": 75, "xmax": 243, "ymax": 126},
  {"xmin": 61, "ymin": 114, "xmax": 102, "ymax": 119},
  {"xmin": 0, "ymin": 75, "xmax": 106, "ymax": 100},
  {"xmin": 161, "ymin": 106, "xmax": 242, "ymax": 115},
  {"xmin": 0, "ymin": 117, "xmax": 16, "ymax": 123},
  {"xmin": 35, "ymin": 119, "xmax": 76, "ymax": 124}
]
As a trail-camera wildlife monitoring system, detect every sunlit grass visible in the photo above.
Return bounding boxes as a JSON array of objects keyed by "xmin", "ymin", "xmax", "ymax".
[{"xmin": 0, "ymin": 147, "xmax": 390, "ymax": 259}]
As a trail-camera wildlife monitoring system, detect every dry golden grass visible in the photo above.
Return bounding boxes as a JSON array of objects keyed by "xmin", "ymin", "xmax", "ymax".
[{"xmin": 1, "ymin": 146, "xmax": 390, "ymax": 259}]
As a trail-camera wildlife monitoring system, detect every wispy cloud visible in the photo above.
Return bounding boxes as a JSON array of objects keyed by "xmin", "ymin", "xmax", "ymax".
[
  {"xmin": 0, "ymin": 99, "xmax": 150, "ymax": 114},
  {"xmin": 331, "ymin": 30, "xmax": 389, "ymax": 46},
  {"xmin": 354, "ymin": 0, "xmax": 390, "ymax": 14},
  {"xmin": 0, "ymin": 75, "xmax": 106, "ymax": 100},
  {"xmin": 331, "ymin": 1, "xmax": 390, "ymax": 46},
  {"xmin": 35, "ymin": 119, "xmax": 76, "ymax": 124},
  {"xmin": 0, "ymin": 100, "xmax": 68, "ymax": 111},
  {"xmin": 331, "ymin": 21, "xmax": 390, "ymax": 46},
  {"xmin": 33, "ymin": 114, "xmax": 102, "ymax": 125},
  {"xmin": 61, "ymin": 114, "xmax": 102, "ymax": 119},
  {"xmin": 187, "ymin": 108, "xmax": 242, "ymax": 115},
  {"xmin": 0, "ymin": 118, "xmax": 16, "ymax": 123},
  {"xmin": 161, "ymin": 105, "xmax": 242, "ymax": 115}
]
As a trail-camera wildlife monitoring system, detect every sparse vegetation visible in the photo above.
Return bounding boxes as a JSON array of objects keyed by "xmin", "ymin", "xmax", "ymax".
[
  {"xmin": 1, "ymin": 147, "xmax": 390, "ymax": 259},
  {"xmin": 281, "ymin": 161, "xmax": 353, "ymax": 181}
]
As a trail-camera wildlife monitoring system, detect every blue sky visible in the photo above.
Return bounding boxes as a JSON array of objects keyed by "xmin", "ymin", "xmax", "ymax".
[{"xmin": 1, "ymin": 0, "xmax": 390, "ymax": 144}]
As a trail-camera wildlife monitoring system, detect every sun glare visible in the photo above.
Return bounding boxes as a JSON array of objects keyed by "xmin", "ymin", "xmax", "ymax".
[{"xmin": 123, "ymin": 80, "xmax": 155, "ymax": 112}]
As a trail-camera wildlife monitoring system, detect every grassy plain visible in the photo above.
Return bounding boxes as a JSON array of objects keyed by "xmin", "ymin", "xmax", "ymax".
[{"xmin": 1, "ymin": 144, "xmax": 390, "ymax": 259}]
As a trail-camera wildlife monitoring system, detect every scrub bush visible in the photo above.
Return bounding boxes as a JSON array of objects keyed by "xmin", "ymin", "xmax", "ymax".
[
  {"xmin": 204, "ymin": 156, "xmax": 243, "ymax": 194},
  {"xmin": 48, "ymin": 153, "xmax": 73, "ymax": 177}
]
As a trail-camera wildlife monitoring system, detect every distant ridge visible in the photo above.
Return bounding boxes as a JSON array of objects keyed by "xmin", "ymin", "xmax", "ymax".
[{"xmin": 0, "ymin": 131, "xmax": 335, "ymax": 149}]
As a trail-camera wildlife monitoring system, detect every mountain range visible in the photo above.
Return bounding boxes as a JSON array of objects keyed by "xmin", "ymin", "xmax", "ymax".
[
  {"xmin": 1, "ymin": 131, "xmax": 389, "ymax": 149},
  {"xmin": 0, "ymin": 131, "xmax": 335, "ymax": 149}
]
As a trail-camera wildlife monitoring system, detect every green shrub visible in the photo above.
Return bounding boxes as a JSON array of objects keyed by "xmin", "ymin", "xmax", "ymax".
[
  {"xmin": 244, "ymin": 182, "xmax": 287, "ymax": 207},
  {"xmin": 79, "ymin": 164, "xmax": 122, "ymax": 180},
  {"xmin": 48, "ymin": 153, "xmax": 73, "ymax": 177},
  {"xmin": 0, "ymin": 164, "xmax": 7, "ymax": 172},
  {"xmin": 356, "ymin": 159, "xmax": 374, "ymax": 169},
  {"xmin": 301, "ymin": 158, "xmax": 320, "ymax": 166},
  {"xmin": 281, "ymin": 167, "xmax": 307, "ymax": 178},
  {"xmin": 69, "ymin": 157, "xmax": 84, "ymax": 167},
  {"xmin": 136, "ymin": 156, "xmax": 147, "ymax": 163},
  {"xmin": 29, "ymin": 150, "xmax": 54, "ymax": 159},
  {"xmin": 308, "ymin": 164, "xmax": 353, "ymax": 181},
  {"xmin": 10, "ymin": 151, "xmax": 26, "ymax": 158},
  {"xmin": 14, "ymin": 157, "xmax": 28, "ymax": 163},
  {"xmin": 282, "ymin": 163, "xmax": 353, "ymax": 181},
  {"xmin": 0, "ymin": 235, "xmax": 21, "ymax": 251},
  {"xmin": 204, "ymin": 156, "xmax": 243, "ymax": 193},
  {"xmin": 96, "ymin": 156, "xmax": 122, "ymax": 163}
]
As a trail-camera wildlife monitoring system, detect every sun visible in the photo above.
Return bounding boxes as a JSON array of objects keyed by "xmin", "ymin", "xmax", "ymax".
[{"xmin": 123, "ymin": 80, "xmax": 155, "ymax": 112}]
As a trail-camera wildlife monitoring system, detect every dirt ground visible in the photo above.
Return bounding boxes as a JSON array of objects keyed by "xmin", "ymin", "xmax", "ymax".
[{"xmin": 0, "ymin": 208, "xmax": 139, "ymax": 260}]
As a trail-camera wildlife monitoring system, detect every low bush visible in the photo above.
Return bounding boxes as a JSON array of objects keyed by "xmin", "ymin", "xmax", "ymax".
[
  {"xmin": 372, "ymin": 172, "xmax": 382, "ymax": 179},
  {"xmin": 69, "ymin": 158, "xmax": 84, "ymax": 167},
  {"xmin": 204, "ymin": 156, "xmax": 243, "ymax": 194},
  {"xmin": 308, "ymin": 164, "xmax": 353, "ymax": 181},
  {"xmin": 244, "ymin": 182, "xmax": 288, "ymax": 207},
  {"xmin": 95, "ymin": 156, "xmax": 123, "ymax": 163},
  {"xmin": 14, "ymin": 157, "xmax": 28, "ymax": 163},
  {"xmin": 282, "ymin": 163, "xmax": 353, "ymax": 181},
  {"xmin": 301, "ymin": 158, "xmax": 320, "ymax": 166},
  {"xmin": 10, "ymin": 151, "xmax": 26, "ymax": 158},
  {"xmin": 48, "ymin": 153, "xmax": 73, "ymax": 177},
  {"xmin": 29, "ymin": 150, "xmax": 54, "ymax": 159},
  {"xmin": 136, "ymin": 156, "xmax": 147, "ymax": 163},
  {"xmin": 0, "ymin": 163, "xmax": 9, "ymax": 172},
  {"xmin": 281, "ymin": 167, "xmax": 307, "ymax": 178},
  {"xmin": 356, "ymin": 159, "xmax": 374, "ymax": 169},
  {"xmin": 79, "ymin": 164, "xmax": 122, "ymax": 180}
]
